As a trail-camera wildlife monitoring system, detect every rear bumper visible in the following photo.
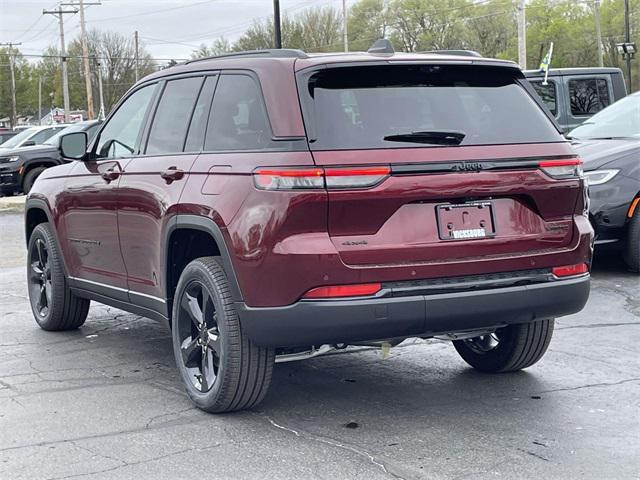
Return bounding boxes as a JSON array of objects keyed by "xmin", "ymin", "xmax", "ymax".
[{"xmin": 237, "ymin": 275, "xmax": 590, "ymax": 348}]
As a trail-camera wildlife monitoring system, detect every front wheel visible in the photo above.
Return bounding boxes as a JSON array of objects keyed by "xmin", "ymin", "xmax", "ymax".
[
  {"xmin": 27, "ymin": 223, "xmax": 90, "ymax": 330},
  {"xmin": 453, "ymin": 319, "xmax": 554, "ymax": 373},
  {"xmin": 624, "ymin": 204, "xmax": 640, "ymax": 273},
  {"xmin": 172, "ymin": 257, "xmax": 275, "ymax": 413}
]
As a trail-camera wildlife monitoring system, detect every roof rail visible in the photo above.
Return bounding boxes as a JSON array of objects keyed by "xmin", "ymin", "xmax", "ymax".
[
  {"xmin": 421, "ymin": 49, "xmax": 483, "ymax": 58},
  {"xmin": 185, "ymin": 49, "xmax": 308, "ymax": 64}
]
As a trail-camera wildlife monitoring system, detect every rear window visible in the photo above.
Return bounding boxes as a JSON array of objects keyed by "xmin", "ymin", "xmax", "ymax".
[{"xmin": 300, "ymin": 65, "xmax": 562, "ymax": 150}]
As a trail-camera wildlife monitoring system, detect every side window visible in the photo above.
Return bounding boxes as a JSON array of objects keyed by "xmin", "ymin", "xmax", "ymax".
[
  {"xmin": 184, "ymin": 76, "xmax": 217, "ymax": 152},
  {"xmin": 146, "ymin": 77, "xmax": 203, "ymax": 155},
  {"xmin": 531, "ymin": 80, "xmax": 557, "ymax": 116},
  {"xmin": 95, "ymin": 84, "xmax": 156, "ymax": 159},
  {"xmin": 204, "ymin": 74, "xmax": 272, "ymax": 151},
  {"xmin": 569, "ymin": 78, "xmax": 611, "ymax": 116},
  {"xmin": 31, "ymin": 128, "xmax": 57, "ymax": 144}
]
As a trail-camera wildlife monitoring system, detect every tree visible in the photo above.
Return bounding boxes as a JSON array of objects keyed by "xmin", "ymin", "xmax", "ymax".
[
  {"xmin": 347, "ymin": 0, "xmax": 392, "ymax": 51},
  {"xmin": 191, "ymin": 38, "xmax": 232, "ymax": 59}
]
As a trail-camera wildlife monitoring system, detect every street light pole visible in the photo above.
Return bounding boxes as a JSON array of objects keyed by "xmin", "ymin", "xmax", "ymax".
[{"xmin": 273, "ymin": 0, "xmax": 282, "ymax": 49}]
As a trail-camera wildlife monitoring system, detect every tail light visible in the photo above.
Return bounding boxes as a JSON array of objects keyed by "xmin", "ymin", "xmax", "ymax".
[
  {"xmin": 325, "ymin": 166, "xmax": 391, "ymax": 189},
  {"xmin": 302, "ymin": 283, "xmax": 382, "ymax": 299},
  {"xmin": 539, "ymin": 158, "xmax": 583, "ymax": 179},
  {"xmin": 253, "ymin": 166, "xmax": 390, "ymax": 190},
  {"xmin": 253, "ymin": 168, "xmax": 324, "ymax": 190},
  {"xmin": 552, "ymin": 263, "xmax": 589, "ymax": 278}
]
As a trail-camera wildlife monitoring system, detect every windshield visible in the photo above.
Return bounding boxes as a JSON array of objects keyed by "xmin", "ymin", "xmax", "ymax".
[
  {"xmin": 299, "ymin": 65, "xmax": 562, "ymax": 150},
  {"xmin": 569, "ymin": 94, "xmax": 640, "ymax": 140},
  {"xmin": 0, "ymin": 127, "xmax": 38, "ymax": 149}
]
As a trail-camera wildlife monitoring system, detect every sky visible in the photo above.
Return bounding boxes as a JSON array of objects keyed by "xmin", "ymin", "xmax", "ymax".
[{"xmin": 0, "ymin": 0, "xmax": 353, "ymax": 62}]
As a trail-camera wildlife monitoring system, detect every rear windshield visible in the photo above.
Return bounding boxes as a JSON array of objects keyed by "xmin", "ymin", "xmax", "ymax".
[{"xmin": 299, "ymin": 65, "xmax": 562, "ymax": 150}]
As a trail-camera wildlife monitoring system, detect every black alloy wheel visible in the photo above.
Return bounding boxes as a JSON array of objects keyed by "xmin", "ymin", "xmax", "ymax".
[
  {"xmin": 176, "ymin": 281, "xmax": 221, "ymax": 392},
  {"xmin": 28, "ymin": 237, "xmax": 52, "ymax": 318}
]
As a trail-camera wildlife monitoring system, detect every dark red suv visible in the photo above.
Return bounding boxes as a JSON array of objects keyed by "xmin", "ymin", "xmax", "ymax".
[{"xmin": 25, "ymin": 46, "xmax": 592, "ymax": 413}]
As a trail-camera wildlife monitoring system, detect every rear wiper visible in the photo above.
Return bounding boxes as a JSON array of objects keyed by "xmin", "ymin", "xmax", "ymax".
[{"xmin": 383, "ymin": 130, "xmax": 465, "ymax": 145}]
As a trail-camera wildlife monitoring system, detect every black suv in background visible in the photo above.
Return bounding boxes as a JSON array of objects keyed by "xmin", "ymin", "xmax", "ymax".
[
  {"xmin": 525, "ymin": 67, "xmax": 627, "ymax": 132},
  {"xmin": 0, "ymin": 121, "xmax": 101, "ymax": 195}
]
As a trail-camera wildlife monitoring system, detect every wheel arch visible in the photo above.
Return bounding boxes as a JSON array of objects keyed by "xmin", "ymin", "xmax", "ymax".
[
  {"xmin": 24, "ymin": 198, "xmax": 69, "ymax": 277},
  {"xmin": 164, "ymin": 215, "xmax": 243, "ymax": 316}
]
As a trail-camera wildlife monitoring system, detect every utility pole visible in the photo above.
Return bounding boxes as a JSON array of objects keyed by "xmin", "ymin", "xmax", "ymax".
[
  {"xmin": 273, "ymin": 0, "xmax": 282, "ymax": 49},
  {"xmin": 38, "ymin": 77, "xmax": 42, "ymax": 125},
  {"xmin": 623, "ymin": 0, "xmax": 632, "ymax": 89},
  {"xmin": 96, "ymin": 57, "xmax": 105, "ymax": 120},
  {"xmin": 43, "ymin": 6, "xmax": 77, "ymax": 123},
  {"xmin": 61, "ymin": 0, "xmax": 101, "ymax": 120},
  {"xmin": 516, "ymin": 0, "xmax": 527, "ymax": 69},
  {"xmin": 0, "ymin": 42, "xmax": 21, "ymax": 129},
  {"xmin": 594, "ymin": 0, "xmax": 604, "ymax": 67},
  {"xmin": 342, "ymin": 0, "xmax": 348, "ymax": 52},
  {"xmin": 134, "ymin": 30, "xmax": 139, "ymax": 82}
]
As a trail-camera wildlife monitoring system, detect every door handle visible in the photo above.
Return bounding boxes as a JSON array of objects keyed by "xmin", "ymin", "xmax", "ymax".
[
  {"xmin": 160, "ymin": 167, "xmax": 185, "ymax": 184},
  {"xmin": 101, "ymin": 168, "xmax": 120, "ymax": 182}
]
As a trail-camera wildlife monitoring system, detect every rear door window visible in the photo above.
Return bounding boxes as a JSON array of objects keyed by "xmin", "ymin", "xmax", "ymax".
[
  {"xmin": 530, "ymin": 80, "xmax": 558, "ymax": 116},
  {"xmin": 568, "ymin": 78, "xmax": 611, "ymax": 116},
  {"xmin": 146, "ymin": 76, "xmax": 204, "ymax": 155},
  {"xmin": 299, "ymin": 65, "xmax": 562, "ymax": 150},
  {"xmin": 204, "ymin": 74, "xmax": 272, "ymax": 151}
]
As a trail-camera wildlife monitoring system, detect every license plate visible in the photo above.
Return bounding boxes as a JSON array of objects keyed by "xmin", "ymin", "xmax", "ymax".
[{"xmin": 437, "ymin": 202, "xmax": 496, "ymax": 241}]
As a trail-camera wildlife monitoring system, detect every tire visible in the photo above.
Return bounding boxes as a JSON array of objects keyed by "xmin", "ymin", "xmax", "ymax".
[
  {"xmin": 624, "ymin": 205, "xmax": 640, "ymax": 273},
  {"xmin": 27, "ymin": 223, "xmax": 90, "ymax": 331},
  {"xmin": 453, "ymin": 319, "xmax": 554, "ymax": 373},
  {"xmin": 171, "ymin": 257, "xmax": 275, "ymax": 413},
  {"xmin": 22, "ymin": 167, "xmax": 46, "ymax": 194}
]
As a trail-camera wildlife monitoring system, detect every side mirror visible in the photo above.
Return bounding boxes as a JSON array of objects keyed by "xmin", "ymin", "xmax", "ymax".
[
  {"xmin": 22, "ymin": 140, "xmax": 36, "ymax": 147},
  {"xmin": 60, "ymin": 132, "xmax": 88, "ymax": 160}
]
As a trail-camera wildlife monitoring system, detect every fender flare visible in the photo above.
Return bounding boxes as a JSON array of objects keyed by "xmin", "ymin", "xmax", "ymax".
[
  {"xmin": 24, "ymin": 197, "xmax": 69, "ymax": 277},
  {"xmin": 163, "ymin": 215, "xmax": 243, "ymax": 303}
]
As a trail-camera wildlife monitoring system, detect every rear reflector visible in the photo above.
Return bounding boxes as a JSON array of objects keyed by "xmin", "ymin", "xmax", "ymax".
[
  {"xmin": 253, "ymin": 166, "xmax": 391, "ymax": 190},
  {"xmin": 552, "ymin": 263, "xmax": 588, "ymax": 277},
  {"xmin": 539, "ymin": 158, "xmax": 583, "ymax": 179},
  {"xmin": 303, "ymin": 283, "xmax": 382, "ymax": 299}
]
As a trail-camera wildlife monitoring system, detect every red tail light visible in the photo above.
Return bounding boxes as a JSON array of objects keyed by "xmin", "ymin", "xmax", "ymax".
[
  {"xmin": 325, "ymin": 166, "xmax": 391, "ymax": 189},
  {"xmin": 253, "ymin": 167, "xmax": 324, "ymax": 190},
  {"xmin": 302, "ymin": 283, "xmax": 382, "ymax": 299},
  {"xmin": 552, "ymin": 263, "xmax": 589, "ymax": 278},
  {"xmin": 539, "ymin": 158, "xmax": 583, "ymax": 179},
  {"xmin": 253, "ymin": 166, "xmax": 390, "ymax": 190}
]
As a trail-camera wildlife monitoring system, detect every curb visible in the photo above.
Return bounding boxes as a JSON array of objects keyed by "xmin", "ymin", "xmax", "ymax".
[{"xmin": 0, "ymin": 195, "xmax": 26, "ymax": 214}]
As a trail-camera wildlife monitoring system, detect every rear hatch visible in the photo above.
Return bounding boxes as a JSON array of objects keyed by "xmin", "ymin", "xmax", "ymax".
[{"xmin": 296, "ymin": 63, "xmax": 582, "ymax": 268}]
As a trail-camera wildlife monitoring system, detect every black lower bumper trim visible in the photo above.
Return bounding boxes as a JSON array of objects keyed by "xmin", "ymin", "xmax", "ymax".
[{"xmin": 237, "ymin": 275, "xmax": 590, "ymax": 348}]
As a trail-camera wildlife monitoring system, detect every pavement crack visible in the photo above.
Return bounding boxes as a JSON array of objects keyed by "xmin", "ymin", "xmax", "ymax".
[
  {"xmin": 45, "ymin": 443, "xmax": 222, "ymax": 480},
  {"xmin": 539, "ymin": 377, "xmax": 640, "ymax": 394},
  {"xmin": 259, "ymin": 413, "xmax": 407, "ymax": 480},
  {"xmin": 556, "ymin": 322, "xmax": 640, "ymax": 330}
]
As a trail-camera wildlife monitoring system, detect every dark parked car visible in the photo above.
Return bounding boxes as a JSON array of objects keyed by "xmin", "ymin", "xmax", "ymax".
[
  {"xmin": 525, "ymin": 67, "xmax": 627, "ymax": 132},
  {"xmin": 0, "ymin": 121, "xmax": 101, "ymax": 195},
  {"xmin": 0, "ymin": 130, "xmax": 17, "ymax": 145},
  {"xmin": 569, "ymin": 91, "xmax": 640, "ymax": 272},
  {"xmin": 25, "ymin": 46, "xmax": 592, "ymax": 413}
]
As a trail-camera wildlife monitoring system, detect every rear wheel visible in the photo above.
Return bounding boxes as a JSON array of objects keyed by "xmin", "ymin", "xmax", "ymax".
[
  {"xmin": 453, "ymin": 319, "xmax": 554, "ymax": 373},
  {"xmin": 624, "ymin": 205, "xmax": 640, "ymax": 273},
  {"xmin": 172, "ymin": 257, "xmax": 275, "ymax": 413},
  {"xmin": 22, "ymin": 167, "xmax": 46, "ymax": 194},
  {"xmin": 27, "ymin": 223, "xmax": 90, "ymax": 330}
]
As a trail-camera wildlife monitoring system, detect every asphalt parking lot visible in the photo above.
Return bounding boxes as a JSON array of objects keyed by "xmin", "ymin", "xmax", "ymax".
[{"xmin": 1, "ymin": 210, "xmax": 639, "ymax": 480}]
